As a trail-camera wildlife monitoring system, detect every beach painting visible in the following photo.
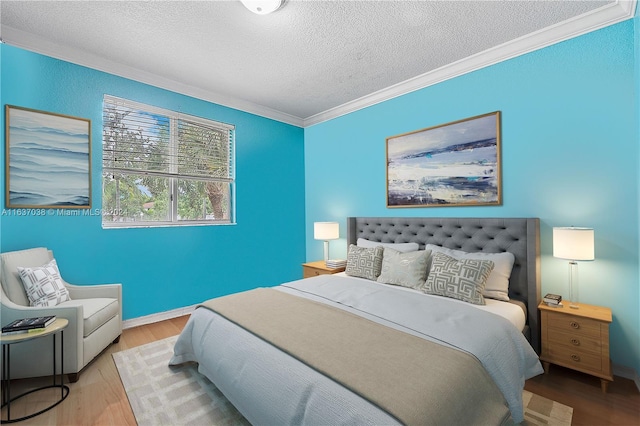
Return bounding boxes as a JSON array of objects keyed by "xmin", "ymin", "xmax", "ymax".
[
  {"xmin": 6, "ymin": 105, "xmax": 91, "ymax": 208},
  {"xmin": 386, "ymin": 112, "xmax": 501, "ymax": 207}
]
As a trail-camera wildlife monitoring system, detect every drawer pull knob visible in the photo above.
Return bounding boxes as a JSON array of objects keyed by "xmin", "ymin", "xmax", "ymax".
[
  {"xmin": 570, "ymin": 321, "xmax": 580, "ymax": 329},
  {"xmin": 571, "ymin": 338, "xmax": 580, "ymax": 346},
  {"xmin": 570, "ymin": 354, "xmax": 581, "ymax": 362}
]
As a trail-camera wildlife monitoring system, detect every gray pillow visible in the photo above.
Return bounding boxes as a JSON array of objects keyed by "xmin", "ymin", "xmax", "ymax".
[
  {"xmin": 425, "ymin": 244, "xmax": 514, "ymax": 301},
  {"xmin": 345, "ymin": 244, "xmax": 384, "ymax": 281},
  {"xmin": 377, "ymin": 248, "xmax": 431, "ymax": 289},
  {"xmin": 421, "ymin": 252, "xmax": 494, "ymax": 305}
]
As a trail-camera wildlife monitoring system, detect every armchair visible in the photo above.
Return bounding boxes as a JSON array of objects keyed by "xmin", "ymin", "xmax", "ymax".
[{"xmin": 1, "ymin": 247, "xmax": 122, "ymax": 382}]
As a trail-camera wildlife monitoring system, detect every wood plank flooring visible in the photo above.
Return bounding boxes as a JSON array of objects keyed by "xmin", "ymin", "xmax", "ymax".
[
  {"xmin": 1, "ymin": 316, "xmax": 189, "ymax": 425},
  {"xmin": 2, "ymin": 315, "xmax": 639, "ymax": 425},
  {"xmin": 524, "ymin": 364, "xmax": 640, "ymax": 425}
]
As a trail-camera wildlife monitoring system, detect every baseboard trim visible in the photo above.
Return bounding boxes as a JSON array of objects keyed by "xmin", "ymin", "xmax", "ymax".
[
  {"xmin": 613, "ymin": 363, "xmax": 640, "ymax": 391},
  {"xmin": 123, "ymin": 304, "xmax": 197, "ymax": 330}
]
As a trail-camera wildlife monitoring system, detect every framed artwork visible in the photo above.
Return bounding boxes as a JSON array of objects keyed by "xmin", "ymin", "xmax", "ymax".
[
  {"xmin": 386, "ymin": 111, "xmax": 501, "ymax": 208},
  {"xmin": 5, "ymin": 105, "xmax": 91, "ymax": 209}
]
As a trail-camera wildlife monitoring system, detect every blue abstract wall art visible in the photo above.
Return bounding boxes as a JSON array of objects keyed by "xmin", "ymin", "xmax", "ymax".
[
  {"xmin": 386, "ymin": 111, "xmax": 501, "ymax": 207},
  {"xmin": 6, "ymin": 105, "xmax": 91, "ymax": 208}
]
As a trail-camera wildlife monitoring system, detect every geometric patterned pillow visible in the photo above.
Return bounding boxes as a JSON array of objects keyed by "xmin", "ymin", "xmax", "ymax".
[
  {"xmin": 345, "ymin": 244, "xmax": 384, "ymax": 281},
  {"xmin": 425, "ymin": 244, "xmax": 514, "ymax": 301},
  {"xmin": 421, "ymin": 252, "xmax": 494, "ymax": 305},
  {"xmin": 17, "ymin": 259, "xmax": 71, "ymax": 307}
]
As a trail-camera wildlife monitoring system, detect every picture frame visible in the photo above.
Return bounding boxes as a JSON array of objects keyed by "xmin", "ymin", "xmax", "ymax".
[
  {"xmin": 386, "ymin": 111, "xmax": 501, "ymax": 208},
  {"xmin": 5, "ymin": 105, "xmax": 91, "ymax": 209}
]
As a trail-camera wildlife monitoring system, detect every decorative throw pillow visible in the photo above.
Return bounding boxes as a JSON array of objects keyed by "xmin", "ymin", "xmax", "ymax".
[
  {"xmin": 377, "ymin": 248, "xmax": 431, "ymax": 289},
  {"xmin": 425, "ymin": 244, "xmax": 515, "ymax": 301},
  {"xmin": 17, "ymin": 259, "xmax": 71, "ymax": 307},
  {"xmin": 422, "ymin": 252, "xmax": 494, "ymax": 305},
  {"xmin": 357, "ymin": 238, "xmax": 420, "ymax": 253},
  {"xmin": 345, "ymin": 244, "xmax": 384, "ymax": 281}
]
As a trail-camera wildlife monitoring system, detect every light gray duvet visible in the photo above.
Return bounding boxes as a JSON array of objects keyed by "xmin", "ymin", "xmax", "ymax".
[{"xmin": 170, "ymin": 275, "xmax": 543, "ymax": 424}]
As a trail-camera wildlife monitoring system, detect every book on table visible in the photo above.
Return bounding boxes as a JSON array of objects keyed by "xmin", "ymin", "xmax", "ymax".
[
  {"xmin": 543, "ymin": 293, "xmax": 562, "ymax": 304},
  {"xmin": 2, "ymin": 315, "xmax": 56, "ymax": 335},
  {"xmin": 326, "ymin": 259, "xmax": 347, "ymax": 269}
]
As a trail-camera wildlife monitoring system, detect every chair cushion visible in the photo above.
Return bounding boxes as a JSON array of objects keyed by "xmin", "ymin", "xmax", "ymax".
[
  {"xmin": 58, "ymin": 298, "xmax": 119, "ymax": 337},
  {"xmin": 17, "ymin": 259, "xmax": 71, "ymax": 307}
]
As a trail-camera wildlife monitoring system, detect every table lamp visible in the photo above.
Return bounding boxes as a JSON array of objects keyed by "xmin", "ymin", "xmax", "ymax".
[
  {"xmin": 552, "ymin": 227, "xmax": 595, "ymax": 309},
  {"xmin": 314, "ymin": 222, "xmax": 339, "ymax": 263}
]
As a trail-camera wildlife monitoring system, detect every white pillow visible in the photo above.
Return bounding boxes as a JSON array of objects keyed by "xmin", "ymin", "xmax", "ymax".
[
  {"xmin": 17, "ymin": 259, "xmax": 71, "ymax": 307},
  {"xmin": 357, "ymin": 238, "xmax": 419, "ymax": 253},
  {"xmin": 425, "ymin": 244, "xmax": 515, "ymax": 301}
]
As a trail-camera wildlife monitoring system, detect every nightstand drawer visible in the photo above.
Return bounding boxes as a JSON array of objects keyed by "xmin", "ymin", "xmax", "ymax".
[
  {"xmin": 546, "ymin": 345, "xmax": 602, "ymax": 372},
  {"xmin": 303, "ymin": 268, "xmax": 329, "ymax": 278},
  {"xmin": 302, "ymin": 261, "xmax": 346, "ymax": 278},
  {"xmin": 546, "ymin": 312, "xmax": 601, "ymax": 338},
  {"xmin": 547, "ymin": 328, "xmax": 602, "ymax": 355}
]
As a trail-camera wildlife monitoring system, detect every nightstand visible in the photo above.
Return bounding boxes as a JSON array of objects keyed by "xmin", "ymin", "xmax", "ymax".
[
  {"xmin": 539, "ymin": 301, "xmax": 613, "ymax": 392},
  {"xmin": 302, "ymin": 260, "xmax": 346, "ymax": 278}
]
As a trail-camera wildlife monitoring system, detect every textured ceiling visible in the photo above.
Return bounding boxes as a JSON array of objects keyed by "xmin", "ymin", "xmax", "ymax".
[{"xmin": 0, "ymin": 1, "xmax": 632, "ymax": 126}]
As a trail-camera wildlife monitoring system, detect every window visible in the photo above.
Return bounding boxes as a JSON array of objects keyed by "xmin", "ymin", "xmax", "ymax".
[{"xmin": 102, "ymin": 96, "xmax": 235, "ymax": 227}]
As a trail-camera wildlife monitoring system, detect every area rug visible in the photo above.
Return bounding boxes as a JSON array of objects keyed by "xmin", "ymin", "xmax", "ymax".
[{"xmin": 113, "ymin": 335, "xmax": 573, "ymax": 426}]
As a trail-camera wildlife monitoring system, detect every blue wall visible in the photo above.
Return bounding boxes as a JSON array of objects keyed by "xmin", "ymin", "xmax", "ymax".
[
  {"xmin": 0, "ymin": 45, "xmax": 306, "ymax": 319},
  {"xmin": 2, "ymin": 17, "xmax": 639, "ymax": 378},
  {"xmin": 305, "ymin": 20, "xmax": 640, "ymax": 375}
]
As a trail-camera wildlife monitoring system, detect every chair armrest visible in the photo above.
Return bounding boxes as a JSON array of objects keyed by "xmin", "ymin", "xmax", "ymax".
[
  {"xmin": 2, "ymin": 287, "xmax": 85, "ymax": 371},
  {"xmin": 64, "ymin": 281, "xmax": 122, "ymax": 301},
  {"xmin": 63, "ymin": 281, "xmax": 123, "ymax": 335},
  {"xmin": 1, "ymin": 297, "xmax": 83, "ymax": 327}
]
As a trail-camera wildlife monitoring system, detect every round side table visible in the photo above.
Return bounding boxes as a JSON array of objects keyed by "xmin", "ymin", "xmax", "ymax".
[{"xmin": 1, "ymin": 318, "xmax": 70, "ymax": 424}]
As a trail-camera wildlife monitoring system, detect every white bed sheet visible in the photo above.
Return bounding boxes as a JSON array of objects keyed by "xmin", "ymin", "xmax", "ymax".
[{"xmin": 331, "ymin": 271, "xmax": 527, "ymax": 331}]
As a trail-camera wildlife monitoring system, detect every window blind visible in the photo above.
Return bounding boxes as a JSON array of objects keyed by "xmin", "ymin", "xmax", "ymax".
[{"xmin": 103, "ymin": 95, "xmax": 234, "ymax": 182}]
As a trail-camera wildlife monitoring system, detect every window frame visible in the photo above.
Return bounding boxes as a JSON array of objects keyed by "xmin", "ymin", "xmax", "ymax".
[{"xmin": 101, "ymin": 95, "xmax": 236, "ymax": 229}]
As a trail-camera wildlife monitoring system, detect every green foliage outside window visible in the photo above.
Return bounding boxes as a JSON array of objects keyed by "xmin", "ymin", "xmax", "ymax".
[{"xmin": 102, "ymin": 97, "xmax": 234, "ymax": 226}]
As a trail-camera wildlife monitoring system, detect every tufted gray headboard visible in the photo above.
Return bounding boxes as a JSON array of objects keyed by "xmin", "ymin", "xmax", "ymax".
[{"xmin": 347, "ymin": 217, "xmax": 541, "ymax": 353}]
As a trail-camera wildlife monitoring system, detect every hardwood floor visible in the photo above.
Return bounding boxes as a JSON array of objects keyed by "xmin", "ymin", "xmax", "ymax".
[
  {"xmin": 2, "ymin": 315, "xmax": 639, "ymax": 425},
  {"xmin": 1, "ymin": 316, "xmax": 189, "ymax": 425},
  {"xmin": 525, "ymin": 365, "xmax": 640, "ymax": 426}
]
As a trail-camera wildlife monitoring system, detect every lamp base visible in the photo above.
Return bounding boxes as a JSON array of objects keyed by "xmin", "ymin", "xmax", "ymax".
[{"xmin": 568, "ymin": 261, "xmax": 580, "ymax": 310}]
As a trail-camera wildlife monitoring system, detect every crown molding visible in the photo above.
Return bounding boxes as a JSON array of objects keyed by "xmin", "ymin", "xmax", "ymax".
[
  {"xmin": 303, "ymin": 0, "xmax": 637, "ymax": 127},
  {"xmin": 3, "ymin": 0, "xmax": 635, "ymax": 129},
  {"xmin": 2, "ymin": 25, "xmax": 304, "ymax": 128}
]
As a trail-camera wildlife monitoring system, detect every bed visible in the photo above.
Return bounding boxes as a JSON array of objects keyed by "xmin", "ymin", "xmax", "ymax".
[{"xmin": 170, "ymin": 217, "xmax": 543, "ymax": 425}]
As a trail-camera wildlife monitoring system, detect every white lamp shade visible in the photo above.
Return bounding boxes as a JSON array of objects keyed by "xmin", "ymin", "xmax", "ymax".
[
  {"xmin": 553, "ymin": 227, "xmax": 595, "ymax": 261},
  {"xmin": 314, "ymin": 222, "xmax": 339, "ymax": 240},
  {"xmin": 240, "ymin": 0, "xmax": 283, "ymax": 14}
]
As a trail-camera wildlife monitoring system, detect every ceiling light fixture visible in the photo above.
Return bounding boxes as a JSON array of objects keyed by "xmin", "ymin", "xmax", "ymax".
[{"xmin": 240, "ymin": 0, "xmax": 285, "ymax": 15}]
